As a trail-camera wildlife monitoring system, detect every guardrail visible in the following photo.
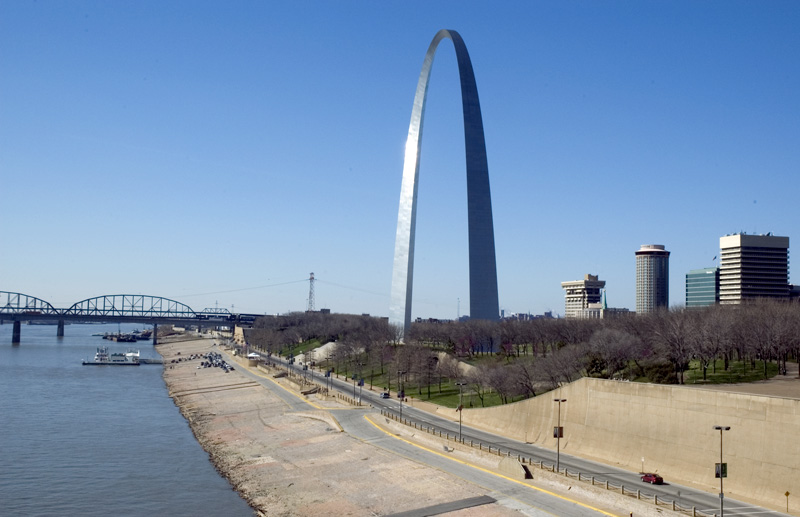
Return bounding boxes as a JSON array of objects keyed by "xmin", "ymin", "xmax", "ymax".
[
  {"xmin": 249, "ymin": 352, "xmax": 719, "ymax": 517},
  {"xmin": 379, "ymin": 409, "xmax": 715, "ymax": 517}
]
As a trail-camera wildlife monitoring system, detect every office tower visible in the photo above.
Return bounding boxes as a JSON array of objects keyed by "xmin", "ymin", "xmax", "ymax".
[
  {"xmin": 719, "ymin": 233, "xmax": 789, "ymax": 304},
  {"xmin": 561, "ymin": 274, "xmax": 605, "ymax": 318},
  {"xmin": 686, "ymin": 267, "xmax": 719, "ymax": 308},
  {"xmin": 635, "ymin": 244, "xmax": 670, "ymax": 314}
]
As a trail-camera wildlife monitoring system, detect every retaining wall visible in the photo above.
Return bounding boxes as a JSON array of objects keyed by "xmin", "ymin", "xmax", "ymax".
[{"xmin": 459, "ymin": 378, "xmax": 800, "ymax": 513}]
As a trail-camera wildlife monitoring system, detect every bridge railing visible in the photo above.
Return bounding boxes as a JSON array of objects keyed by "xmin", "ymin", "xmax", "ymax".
[
  {"xmin": 0, "ymin": 291, "xmax": 60, "ymax": 316},
  {"xmin": 62, "ymin": 294, "xmax": 198, "ymax": 318}
]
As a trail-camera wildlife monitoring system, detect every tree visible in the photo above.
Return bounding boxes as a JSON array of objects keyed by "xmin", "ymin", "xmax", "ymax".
[
  {"xmin": 649, "ymin": 308, "xmax": 693, "ymax": 384},
  {"xmin": 691, "ymin": 305, "xmax": 734, "ymax": 380},
  {"xmin": 509, "ymin": 357, "xmax": 538, "ymax": 399},
  {"xmin": 533, "ymin": 346, "xmax": 585, "ymax": 390},
  {"xmin": 587, "ymin": 327, "xmax": 641, "ymax": 379}
]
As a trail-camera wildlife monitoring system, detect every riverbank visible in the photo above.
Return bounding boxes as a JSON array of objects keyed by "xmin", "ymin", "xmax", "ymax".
[{"xmin": 158, "ymin": 335, "xmax": 529, "ymax": 516}]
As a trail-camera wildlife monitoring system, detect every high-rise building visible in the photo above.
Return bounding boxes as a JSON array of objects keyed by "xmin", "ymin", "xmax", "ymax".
[
  {"xmin": 686, "ymin": 267, "xmax": 719, "ymax": 307},
  {"xmin": 719, "ymin": 233, "xmax": 789, "ymax": 304},
  {"xmin": 561, "ymin": 274, "xmax": 605, "ymax": 318},
  {"xmin": 635, "ymin": 244, "xmax": 670, "ymax": 314}
]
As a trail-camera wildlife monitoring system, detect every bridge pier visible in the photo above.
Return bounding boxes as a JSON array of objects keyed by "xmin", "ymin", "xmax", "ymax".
[
  {"xmin": 152, "ymin": 324, "xmax": 158, "ymax": 346},
  {"xmin": 12, "ymin": 320, "xmax": 21, "ymax": 343},
  {"xmin": 57, "ymin": 320, "xmax": 65, "ymax": 338}
]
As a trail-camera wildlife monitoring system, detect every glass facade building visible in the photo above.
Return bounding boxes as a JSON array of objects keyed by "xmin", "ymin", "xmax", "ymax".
[{"xmin": 685, "ymin": 267, "xmax": 719, "ymax": 307}]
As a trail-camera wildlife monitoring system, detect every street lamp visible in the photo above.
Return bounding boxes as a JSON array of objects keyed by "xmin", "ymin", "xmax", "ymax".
[
  {"xmin": 455, "ymin": 381, "xmax": 467, "ymax": 442},
  {"xmin": 397, "ymin": 370, "xmax": 406, "ymax": 421},
  {"xmin": 554, "ymin": 398, "xmax": 567, "ymax": 473},
  {"xmin": 325, "ymin": 368, "xmax": 332, "ymax": 393},
  {"xmin": 713, "ymin": 425, "xmax": 731, "ymax": 517},
  {"xmin": 354, "ymin": 363, "xmax": 365, "ymax": 404}
]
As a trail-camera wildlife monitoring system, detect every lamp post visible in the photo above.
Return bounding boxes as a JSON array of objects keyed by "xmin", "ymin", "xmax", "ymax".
[
  {"xmin": 554, "ymin": 398, "xmax": 567, "ymax": 473},
  {"xmin": 354, "ymin": 363, "xmax": 365, "ymax": 404},
  {"xmin": 713, "ymin": 425, "xmax": 731, "ymax": 517},
  {"xmin": 397, "ymin": 370, "xmax": 406, "ymax": 421},
  {"xmin": 325, "ymin": 368, "xmax": 332, "ymax": 393},
  {"xmin": 455, "ymin": 381, "xmax": 467, "ymax": 442}
]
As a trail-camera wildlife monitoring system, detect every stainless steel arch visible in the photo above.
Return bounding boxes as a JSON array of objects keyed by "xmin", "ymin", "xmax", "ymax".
[
  {"xmin": 64, "ymin": 294, "xmax": 197, "ymax": 318},
  {"xmin": 390, "ymin": 29, "xmax": 499, "ymax": 336}
]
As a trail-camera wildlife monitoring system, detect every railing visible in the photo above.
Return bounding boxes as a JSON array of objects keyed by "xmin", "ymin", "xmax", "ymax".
[{"xmin": 379, "ymin": 409, "xmax": 715, "ymax": 517}]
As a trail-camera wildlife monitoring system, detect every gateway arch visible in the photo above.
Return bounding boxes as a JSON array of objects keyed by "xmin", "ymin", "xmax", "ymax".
[{"xmin": 390, "ymin": 29, "xmax": 499, "ymax": 337}]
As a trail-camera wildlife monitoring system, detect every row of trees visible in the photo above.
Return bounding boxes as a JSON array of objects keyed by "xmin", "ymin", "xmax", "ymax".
[{"xmin": 245, "ymin": 299, "xmax": 800, "ymax": 406}]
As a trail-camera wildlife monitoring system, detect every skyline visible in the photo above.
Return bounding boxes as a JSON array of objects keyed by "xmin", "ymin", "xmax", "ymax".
[{"xmin": 2, "ymin": 2, "xmax": 799, "ymax": 319}]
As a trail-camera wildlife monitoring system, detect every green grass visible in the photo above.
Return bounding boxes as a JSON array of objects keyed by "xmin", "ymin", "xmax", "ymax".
[
  {"xmin": 284, "ymin": 340, "xmax": 785, "ymax": 406},
  {"xmin": 684, "ymin": 358, "xmax": 780, "ymax": 384},
  {"xmin": 277, "ymin": 338, "xmax": 321, "ymax": 359}
]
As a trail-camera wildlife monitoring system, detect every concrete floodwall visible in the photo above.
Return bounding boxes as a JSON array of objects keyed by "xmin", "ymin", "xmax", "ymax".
[{"xmin": 458, "ymin": 377, "xmax": 800, "ymax": 513}]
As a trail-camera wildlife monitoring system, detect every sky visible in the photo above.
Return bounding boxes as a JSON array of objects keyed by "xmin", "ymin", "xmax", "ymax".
[{"xmin": 2, "ymin": 1, "xmax": 799, "ymax": 319}]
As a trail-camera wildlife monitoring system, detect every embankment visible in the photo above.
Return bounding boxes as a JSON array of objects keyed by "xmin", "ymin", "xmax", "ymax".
[{"xmin": 455, "ymin": 377, "xmax": 800, "ymax": 513}]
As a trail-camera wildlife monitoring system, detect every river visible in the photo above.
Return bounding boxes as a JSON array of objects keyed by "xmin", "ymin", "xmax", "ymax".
[{"xmin": 0, "ymin": 322, "xmax": 253, "ymax": 516}]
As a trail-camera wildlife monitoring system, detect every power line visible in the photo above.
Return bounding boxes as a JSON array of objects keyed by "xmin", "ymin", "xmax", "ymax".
[
  {"xmin": 172, "ymin": 279, "xmax": 308, "ymax": 299},
  {"xmin": 315, "ymin": 279, "xmax": 389, "ymax": 298}
]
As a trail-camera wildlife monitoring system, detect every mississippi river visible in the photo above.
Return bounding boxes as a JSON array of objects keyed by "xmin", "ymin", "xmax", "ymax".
[{"xmin": 0, "ymin": 323, "xmax": 252, "ymax": 516}]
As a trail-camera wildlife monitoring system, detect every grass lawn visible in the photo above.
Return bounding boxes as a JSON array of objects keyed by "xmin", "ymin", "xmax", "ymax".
[
  {"xmin": 274, "ymin": 341, "xmax": 786, "ymax": 406},
  {"xmin": 684, "ymin": 358, "xmax": 779, "ymax": 384},
  {"xmin": 277, "ymin": 338, "xmax": 321, "ymax": 359}
]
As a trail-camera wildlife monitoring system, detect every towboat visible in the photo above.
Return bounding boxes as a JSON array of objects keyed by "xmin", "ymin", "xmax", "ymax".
[{"xmin": 82, "ymin": 347, "xmax": 140, "ymax": 366}]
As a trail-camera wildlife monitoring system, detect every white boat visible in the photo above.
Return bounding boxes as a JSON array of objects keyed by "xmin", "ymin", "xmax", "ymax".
[{"xmin": 82, "ymin": 347, "xmax": 140, "ymax": 366}]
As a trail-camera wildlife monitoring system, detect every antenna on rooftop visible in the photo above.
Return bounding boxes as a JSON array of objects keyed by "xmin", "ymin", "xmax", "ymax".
[{"xmin": 307, "ymin": 272, "xmax": 315, "ymax": 312}]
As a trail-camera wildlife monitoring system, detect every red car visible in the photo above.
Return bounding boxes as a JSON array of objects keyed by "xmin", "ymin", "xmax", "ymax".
[{"xmin": 641, "ymin": 473, "xmax": 663, "ymax": 484}]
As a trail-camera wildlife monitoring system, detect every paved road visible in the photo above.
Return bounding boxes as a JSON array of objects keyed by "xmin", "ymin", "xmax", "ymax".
[
  {"xmin": 257, "ymin": 354, "xmax": 785, "ymax": 517},
  {"xmin": 232, "ymin": 355, "xmax": 617, "ymax": 516}
]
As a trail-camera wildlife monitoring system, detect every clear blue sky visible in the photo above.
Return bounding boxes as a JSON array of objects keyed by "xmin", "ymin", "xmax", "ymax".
[{"xmin": 2, "ymin": 1, "xmax": 798, "ymax": 319}]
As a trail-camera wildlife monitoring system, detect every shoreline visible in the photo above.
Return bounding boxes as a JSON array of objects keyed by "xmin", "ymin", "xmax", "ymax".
[
  {"xmin": 157, "ymin": 335, "xmax": 528, "ymax": 516},
  {"xmin": 158, "ymin": 334, "xmax": 686, "ymax": 517}
]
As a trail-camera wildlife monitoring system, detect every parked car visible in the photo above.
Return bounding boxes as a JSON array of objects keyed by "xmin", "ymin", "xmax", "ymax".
[
  {"xmin": 380, "ymin": 392, "xmax": 390, "ymax": 399},
  {"xmin": 641, "ymin": 473, "xmax": 663, "ymax": 484}
]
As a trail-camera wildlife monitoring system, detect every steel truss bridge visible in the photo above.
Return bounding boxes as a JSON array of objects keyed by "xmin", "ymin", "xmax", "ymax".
[{"xmin": 0, "ymin": 291, "xmax": 259, "ymax": 344}]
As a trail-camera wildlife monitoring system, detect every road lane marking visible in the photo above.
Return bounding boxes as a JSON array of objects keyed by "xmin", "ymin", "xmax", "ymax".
[{"xmin": 363, "ymin": 414, "xmax": 619, "ymax": 517}]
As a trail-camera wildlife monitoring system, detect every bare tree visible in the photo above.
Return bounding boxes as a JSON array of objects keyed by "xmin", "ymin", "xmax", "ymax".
[
  {"xmin": 533, "ymin": 346, "xmax": 585, "ymax": 390},
  {"xmin": 587, "ymin": 327, "xmax": 641, "ymax": 379},
  {"xmin": 509, "ymin": 357, "xmax": 538, "ymax": 398},
  {"xmin": 650, "ymin": 308, "xmax": 693, "ymax": 384}
]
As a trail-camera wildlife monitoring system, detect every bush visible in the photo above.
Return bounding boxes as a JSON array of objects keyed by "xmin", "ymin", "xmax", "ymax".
[{"xmin": 642, "ymin": 361, "xmax": 677, "ymax": 384}]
